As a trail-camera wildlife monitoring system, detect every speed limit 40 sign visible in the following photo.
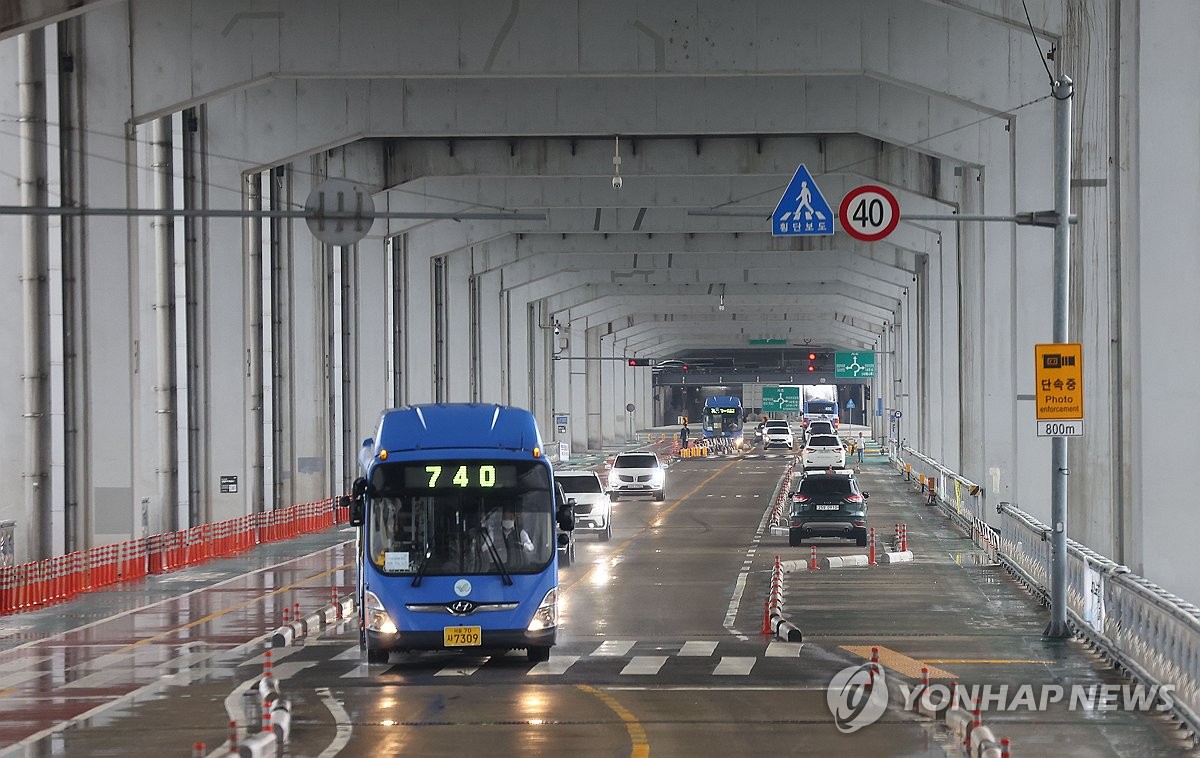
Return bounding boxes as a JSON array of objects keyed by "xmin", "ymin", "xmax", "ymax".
[{"xmin": 839, "ymin": 185, "xmax": 900, "ymax": 242}]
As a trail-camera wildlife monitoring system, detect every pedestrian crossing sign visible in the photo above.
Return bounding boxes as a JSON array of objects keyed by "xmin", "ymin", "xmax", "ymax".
[{"xmin": 771, "ymin": 163, "xmax": 835, "ymax": 237}]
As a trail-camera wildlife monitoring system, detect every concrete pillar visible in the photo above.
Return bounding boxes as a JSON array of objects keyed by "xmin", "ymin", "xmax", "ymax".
[
  {"xmin": 244, "ymin": 171, "xmax": 264, "ymax": 513},
  {"xmin": 586, "ymin": 327, "xmax": 603, "ymax": 449},
  {"xmin": 19, "ymin": 29, "xmax": 51, "ymax": 560},
  {"xmin": 150, "ymin": 116, "xmax": 179, "ymax": 531},
  {"xmin": 567, "ymin": 320, "xmax": 588, "ymax": 453}
]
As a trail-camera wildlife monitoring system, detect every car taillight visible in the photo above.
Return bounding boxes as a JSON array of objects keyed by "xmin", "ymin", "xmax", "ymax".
[
  {"xmin": 793, "ymin": 494, "xmax": 809, "ymax": 502},
  {"xmin": 844, "ymin": 494, "xmax": 864, "ymax": 503},
  {"xmin": 805, "ymin": 448, "xmax": 815, "ymax": 454}
]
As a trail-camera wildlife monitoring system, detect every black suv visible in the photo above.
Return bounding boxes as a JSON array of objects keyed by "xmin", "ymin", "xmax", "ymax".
[{"xmin": 788, "ymin": 473, "xmax": 869, "ymax": 546}]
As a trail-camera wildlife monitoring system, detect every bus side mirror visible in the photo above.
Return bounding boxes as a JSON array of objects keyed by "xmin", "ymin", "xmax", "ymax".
[
  {"xmin": 349, "ymin": 477, "xmax": 368, "ymax": 526},
  {"xmin": 557, "ymin": 505, "xmax": 575, "ymax": 532}
]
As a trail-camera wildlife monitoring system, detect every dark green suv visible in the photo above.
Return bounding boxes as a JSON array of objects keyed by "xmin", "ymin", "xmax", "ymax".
[{"xmin": 788, "ymin": 472, "xmax": 869, "ymax": 547}]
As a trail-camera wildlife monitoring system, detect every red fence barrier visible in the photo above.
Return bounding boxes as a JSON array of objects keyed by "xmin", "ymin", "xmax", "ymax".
[{"xmin": 0, "ymin": 497, "xmax": 351, "ymax": 616}]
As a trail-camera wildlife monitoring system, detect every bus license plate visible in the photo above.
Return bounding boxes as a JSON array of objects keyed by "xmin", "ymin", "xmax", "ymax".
[{"xmin": 444, "ymin": 626, "xmax": 482, "ymax": 647}]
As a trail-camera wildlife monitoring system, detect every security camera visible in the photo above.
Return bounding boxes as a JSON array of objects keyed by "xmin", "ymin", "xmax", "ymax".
[
  {"xmin": 553, "ymin": 325, "xmax": 561, "ymax": 335},
  {"xmin": 612, "ymin": 175, "xmax": 623, "ymax": 190}
]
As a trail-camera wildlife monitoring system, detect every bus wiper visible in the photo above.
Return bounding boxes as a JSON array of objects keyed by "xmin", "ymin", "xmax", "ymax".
[
  {"xmin": 478, "ymin": 529, "xmax": 514, "ymax": 586},
  {"xmin": 411, "ymin": 550, "xmax": 432, "ymax": 588}
]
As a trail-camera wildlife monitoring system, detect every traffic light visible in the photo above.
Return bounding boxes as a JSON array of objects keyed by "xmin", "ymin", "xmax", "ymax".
[
  {"xmin": 807, "ymin": 352, "xmax": 816, "ymax": 372},
  {"xmin": 628, "ymin": 358, "xmax": 651, "ymax": 366}
]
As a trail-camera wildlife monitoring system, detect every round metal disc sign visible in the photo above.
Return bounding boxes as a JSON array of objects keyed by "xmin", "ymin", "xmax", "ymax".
[
  {"xmin": 839, "ymin": 185, "xmax": 900, "ymax": 242},
  {"xmin": 304, "ymin": 178, "xmax": 376, "ymax": 246}
]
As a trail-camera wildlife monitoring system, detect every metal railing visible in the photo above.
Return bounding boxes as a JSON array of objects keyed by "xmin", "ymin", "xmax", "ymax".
[{"xmin": 891, "ymin": 444, "xmax": 1200, "ymax": 738}]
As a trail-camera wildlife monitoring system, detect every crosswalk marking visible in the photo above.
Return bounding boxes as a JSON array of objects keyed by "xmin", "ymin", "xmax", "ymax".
[
  {"xmin": 269, "ymin": 661, "xmax": 316, "ymax": 680},
  {"xmin": 765, "ymin": 642, "xmax": 804, "ymax": 657},
  {"xmin": 331, "ymin": 646, "xmax": 361, "ymax": 661},
  {"xmin": 678, "ymin": 641, "xmax": 718, "ymax": 657},
  {"xmin": 62, "ymin": 668, "xmax": 131, "ymax": 689},
  {"xmin": 328, "ymin": 639, "xmax": 808, "ymax": 679},
  {"xmin": 620, "ymin": 656, "xmax": 668, "ymax": 675},
  {"xmin": 713, "ymin": 657, "xmax": 756, "ymax": 675},
  {"xmin": 591, "ymin": 640, "xmax": 636, "ymax": 657},
  {"xmin": 528, "ymin": 655, "xmax": 579, "ymax": 675},
  {"xmin": 0, "ymin": 655, "xmax": 50, "ymax": 673}
]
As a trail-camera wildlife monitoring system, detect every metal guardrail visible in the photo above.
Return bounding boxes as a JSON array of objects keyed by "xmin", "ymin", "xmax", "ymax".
[{"xmin": 891, "ymin": 444, "xmax": 1200, "ymax": 740}]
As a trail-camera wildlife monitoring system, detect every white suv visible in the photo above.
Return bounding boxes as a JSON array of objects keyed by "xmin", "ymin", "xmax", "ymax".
[
  {"xmin": 607, "ymin": 452, "xmax": 666, "ymax": 501},
  {"xmin": 762, "ymin": 420, "xmax": 794, "ymax": 450},
  {"xmin": 556, "ymin": 469, "xmax": 613, "ymax": 541},
  {"xmin": 801, "ymin": 434, "xmax": 846, "ymax": 470}
]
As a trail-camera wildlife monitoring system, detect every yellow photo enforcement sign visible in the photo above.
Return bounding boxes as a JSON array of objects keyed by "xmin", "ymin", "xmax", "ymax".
[{"xmin": 1035, "ymin": 343, "xmax": 1083, "ymax": 421}]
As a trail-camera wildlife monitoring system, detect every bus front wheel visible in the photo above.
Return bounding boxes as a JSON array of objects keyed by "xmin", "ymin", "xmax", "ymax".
[{"xmin": 527, "ymin": 646, "xmax": 551, "ymax": 663}]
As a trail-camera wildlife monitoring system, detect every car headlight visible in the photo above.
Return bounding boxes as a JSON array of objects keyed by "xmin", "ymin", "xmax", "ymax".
[
  {"xmin": 527, "ymin": 588, "xmax": 558, "ymax": 631},
  {"xmin": 364, "ymin": 590, "xmax": 398, "ymax": 634},
  {"xmin": 650, "ymin": 470, "xmax": 665, "ymax": 486}
]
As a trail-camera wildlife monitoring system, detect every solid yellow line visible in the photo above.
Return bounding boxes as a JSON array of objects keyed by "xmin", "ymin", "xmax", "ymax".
[
  {"xmin": 560, "ymin": 460, "xmax": 741, "ymax": 756},
  {"xmin": 561, "ymin": 458, "xmax": 742, "ymax": 597},
  {"xmin": 577, "ymin": 684, "xmax": 650, "ymax": 758},
  {"xmin": 923, "ymin": 659, "xmax": 1052, "ymax": 665}
]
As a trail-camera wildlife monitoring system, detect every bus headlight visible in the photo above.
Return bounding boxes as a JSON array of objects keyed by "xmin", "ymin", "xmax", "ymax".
[
  {"xmin": 527, "ymin": 588, "xmax": 558, "ymax": 631},
  {"xmin": 364, "ymin": 590, "xmax": 398, "ymax": 635}
]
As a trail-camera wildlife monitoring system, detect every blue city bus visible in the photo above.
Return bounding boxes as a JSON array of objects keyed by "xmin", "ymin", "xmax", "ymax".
[
  {"xmin": 348, "ymin": 404, "xmax": 573, "ymax": 663},
  {"xmin": 701, "ymin": 395, "xmax": 744, "ymax": 443}
]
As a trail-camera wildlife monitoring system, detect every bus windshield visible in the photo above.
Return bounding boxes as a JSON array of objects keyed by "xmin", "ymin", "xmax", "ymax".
[
  {"xmin": 703, "ymin": 407, "xmax": 741, "ymax": 434},
  {"xmin": 365, "ymin": 460, "xmax": 555, "ymax": 577}
]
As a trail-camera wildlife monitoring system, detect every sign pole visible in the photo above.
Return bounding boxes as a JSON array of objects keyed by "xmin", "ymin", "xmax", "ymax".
[{"xmin": 1047, "ymin": 75, "xmax": 1074, "ymax": 639}]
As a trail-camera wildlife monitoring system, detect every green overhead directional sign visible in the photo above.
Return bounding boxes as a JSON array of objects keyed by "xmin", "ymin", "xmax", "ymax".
[
  {"xmin": 761, "ymin": 385, "xmax": 801, "ymax": 413},
  {"xmin": 835, "ymin": 352, "xmax": 876, "ymax": 378}
]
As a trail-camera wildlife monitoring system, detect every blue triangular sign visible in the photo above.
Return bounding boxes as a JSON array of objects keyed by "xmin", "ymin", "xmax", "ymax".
[{"xmin": 771, "ymin": 164, "xmax": 835, "ymax": 237}]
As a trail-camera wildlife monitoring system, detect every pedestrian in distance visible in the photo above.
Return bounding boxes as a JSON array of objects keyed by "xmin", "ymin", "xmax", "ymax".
[
  {"xmin": 856, "ymin": 432, "xmax": 865, "ymax": 464},
  {"xmin": 679, "ymin": 423, "xmax": 690, "ymax": 448}
]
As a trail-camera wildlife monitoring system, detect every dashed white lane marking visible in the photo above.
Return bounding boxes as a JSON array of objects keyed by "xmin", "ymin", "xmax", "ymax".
[
  {"xmin": 620, "ymin": 656, "xmax": 668, "ymax": 675},
  {"xmin": 678, "ymin": 641, "xmax": 718, "ymax": 657},
  {"xmin": 591, "ymin": 640, "xmax": 636, "ymax": 657}
]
